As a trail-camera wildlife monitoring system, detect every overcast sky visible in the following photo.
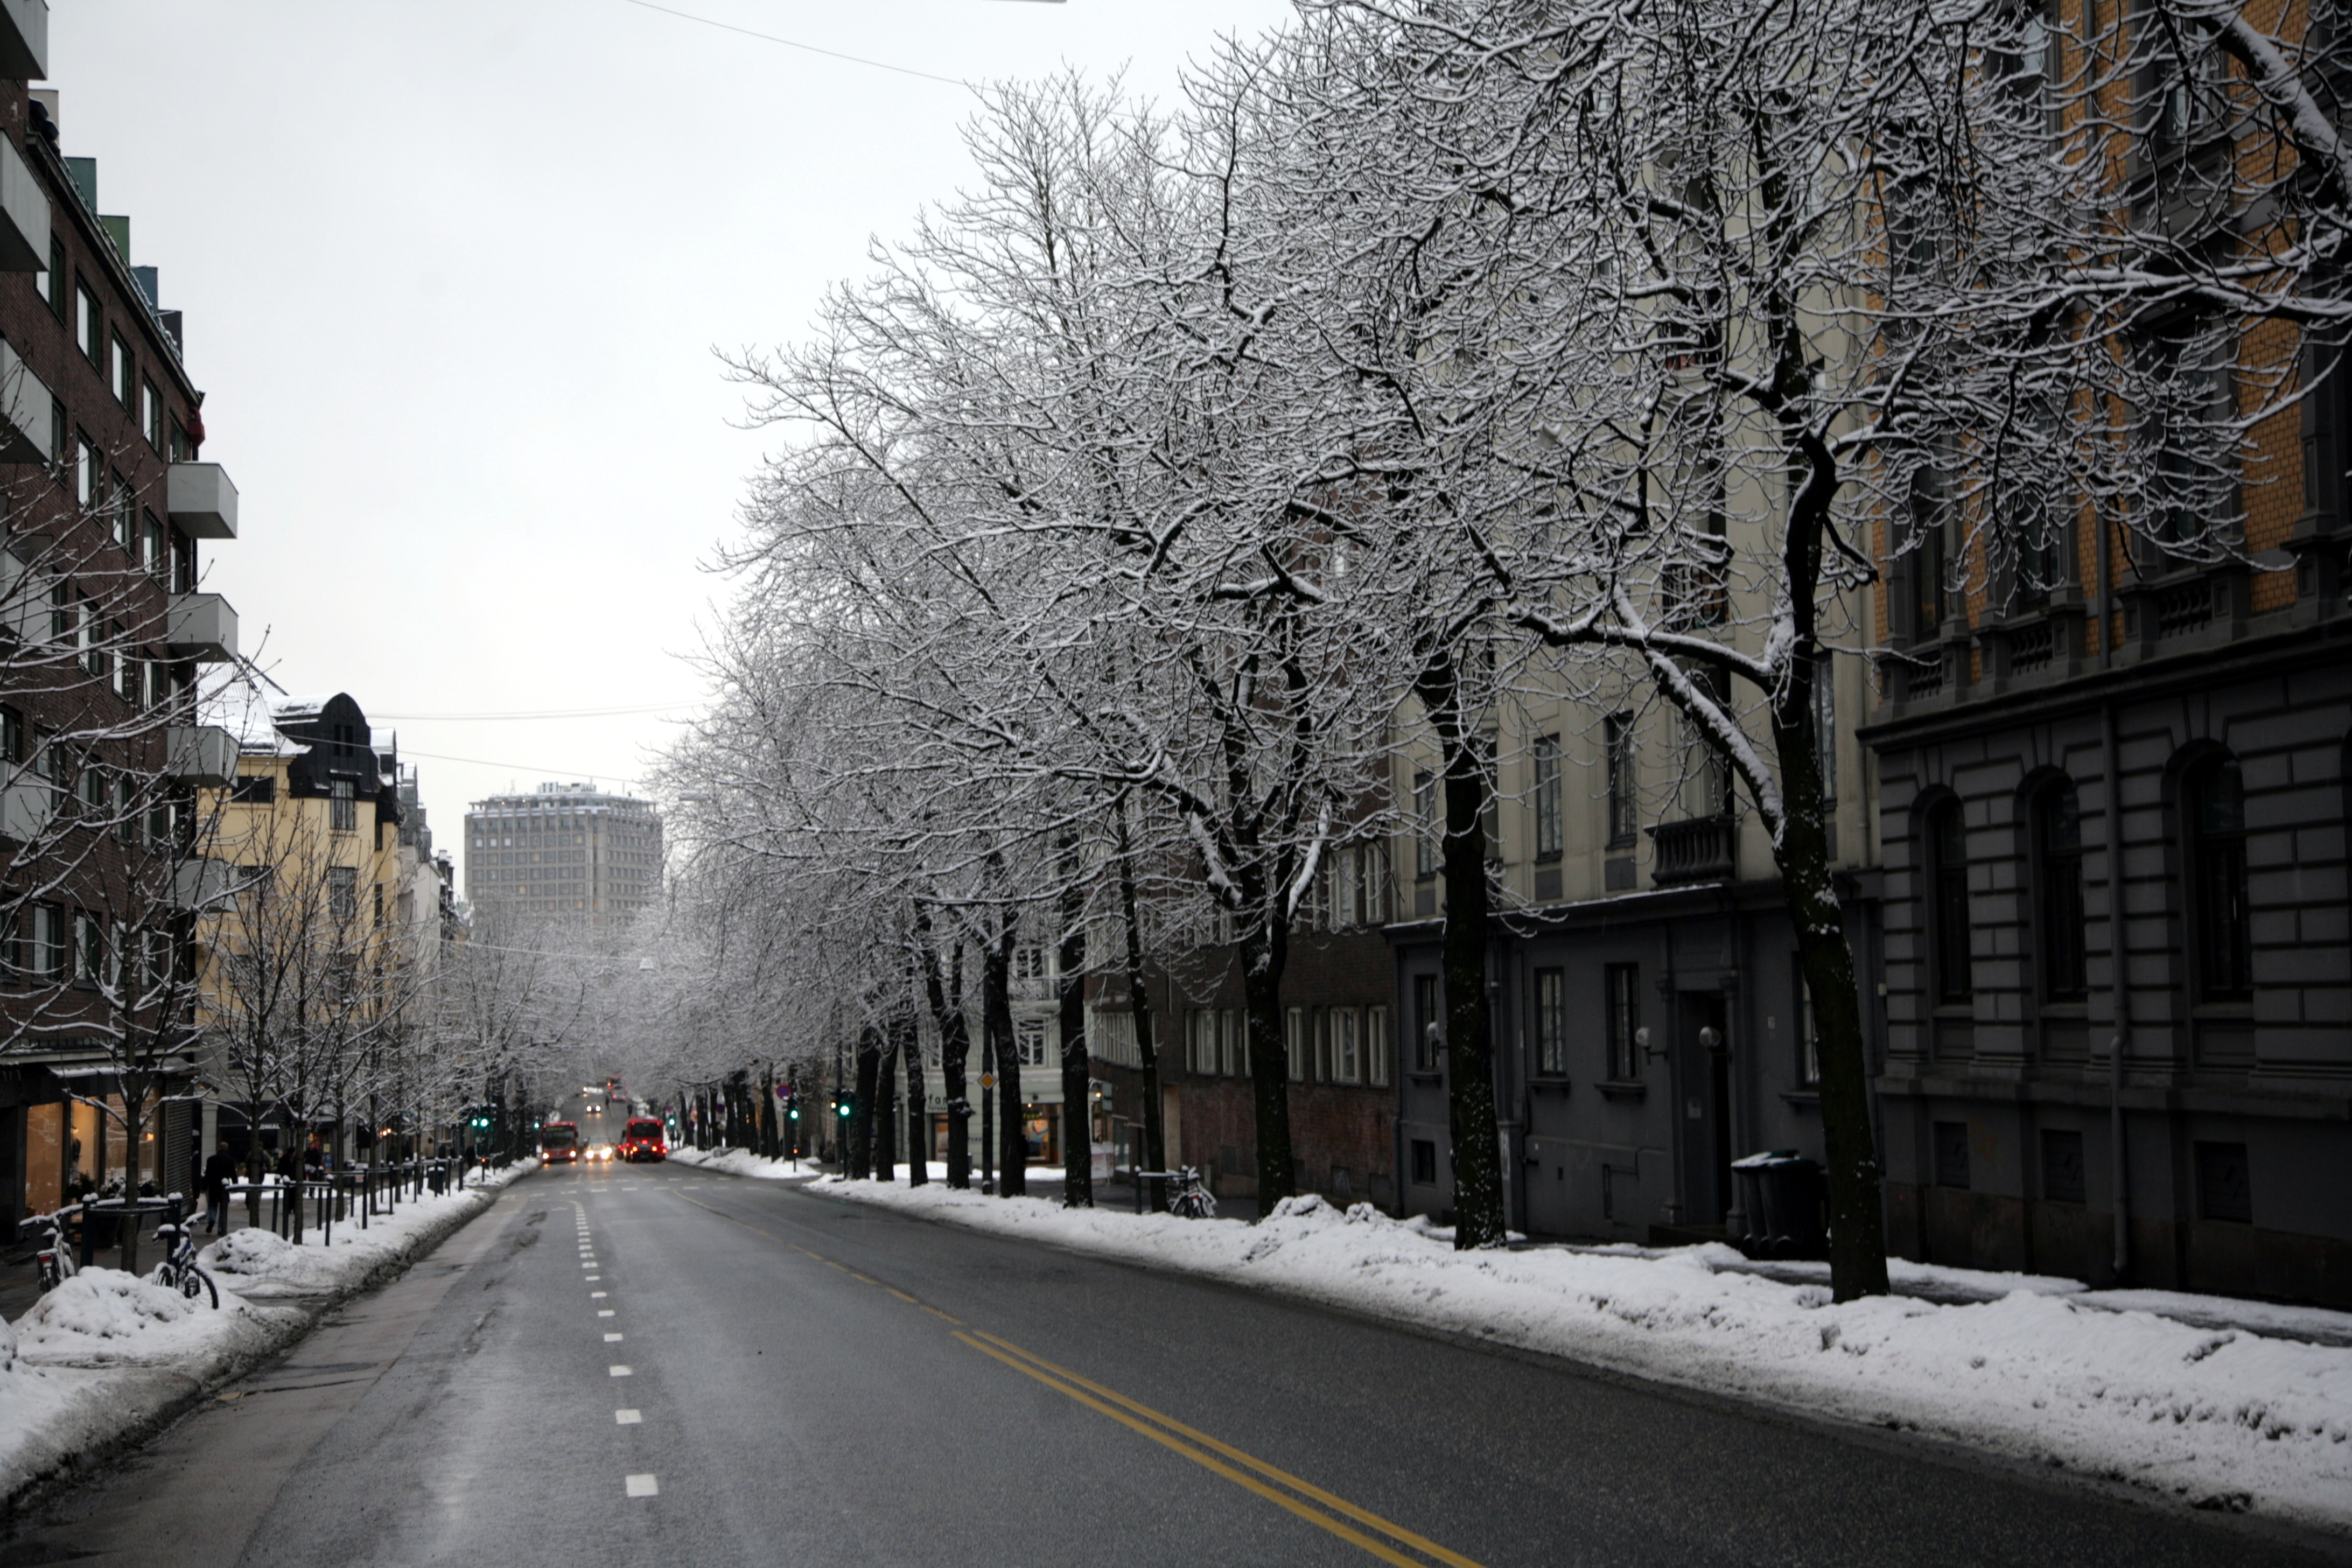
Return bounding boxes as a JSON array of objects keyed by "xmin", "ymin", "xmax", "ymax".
[{"xmin": 50, "ymin": 0, "xmax": 1296, "ymax": 885}]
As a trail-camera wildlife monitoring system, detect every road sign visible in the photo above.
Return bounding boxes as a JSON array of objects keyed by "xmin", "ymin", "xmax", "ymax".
[{"xmin": 980, "ymin": 1073, "xmax": 996, "ymax": 1089}]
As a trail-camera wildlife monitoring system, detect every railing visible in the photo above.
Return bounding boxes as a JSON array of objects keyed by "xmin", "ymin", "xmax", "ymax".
[
  {"xmin": 1646, "ymin": 815, "xmax": 1737, "ymax": 887},
  {"xmin": 2008, "ymin": 621, "xmax": 2055, "ymax": 673},
  {"xmin": 2157, "ymin": 578, "xmax": 2215, "ymax": 637}
]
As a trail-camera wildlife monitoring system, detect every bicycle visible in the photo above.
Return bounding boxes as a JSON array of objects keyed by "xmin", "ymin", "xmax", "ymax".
[
  {"xmin": 148, "ymin": 1217, "xmax": 220, "ymax": 1310},
  {"xmin": 22, "ymin": 1206, "xmax": 79, "ymax": 1294},
  {"xmin": 1168, "ymin": 1166, "xmax": 1217, "ymax": 1220}
]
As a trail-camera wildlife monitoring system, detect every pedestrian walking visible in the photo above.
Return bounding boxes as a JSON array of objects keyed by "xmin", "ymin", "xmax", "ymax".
[{"xmin": 201, "ymin": 1140, "xmax": 237, "ymax": 1234}]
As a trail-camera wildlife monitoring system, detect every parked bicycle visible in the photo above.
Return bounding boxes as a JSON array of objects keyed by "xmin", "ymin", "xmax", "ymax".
[
  {"xmin": 1168, "ymin": 1166, "xmax": 1217, "ymax": 1220},
  {"xmin": 22, "ymin": 1206, "xmax": 79, "ymax": 1294},
  {"xmin": 148, "ymin": 1216, "xmax": 219, "ymax": 1310}
]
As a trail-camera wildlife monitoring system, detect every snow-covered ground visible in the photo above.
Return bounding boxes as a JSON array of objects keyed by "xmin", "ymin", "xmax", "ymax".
[
  {"xmin": 1, "ymin": 1161, "xmax": 534, "ymax": 1507},
  {"xmin": 810, "ymin": 1175, "xmax": 2352, "ymax": 1533},
  {"xmin": 666, "ymin": 1146, "xmax": 824, "ymax": 1181}
]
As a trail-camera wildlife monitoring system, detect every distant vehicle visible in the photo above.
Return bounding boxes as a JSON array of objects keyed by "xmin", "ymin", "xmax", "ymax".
[
  {"xmin": 541, "ymin": 1122, "xmax": 580, "ymax": 1164},
  {"xmin": 619, "ymin": 1118, "xmax": 667, "ymax": 1163}
]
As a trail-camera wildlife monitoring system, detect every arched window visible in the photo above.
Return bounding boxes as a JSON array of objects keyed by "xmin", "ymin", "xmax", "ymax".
[
  {"xmin": 2186, "ymin": 755, "xmax": 2251, "ymax": 1000},
  {"xmin": 1926, "ymin": 796, "xmax": 1973, "ymax": 1002},
  {"xmin": 2033, "ymin": 779, "xmax": 2087, "ymax": 1000}
]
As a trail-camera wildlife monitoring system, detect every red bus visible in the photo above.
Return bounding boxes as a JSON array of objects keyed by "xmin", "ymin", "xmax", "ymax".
[{"xmin": 541, "ymin": 1121, "xmax": 580, "ymax": 1164}]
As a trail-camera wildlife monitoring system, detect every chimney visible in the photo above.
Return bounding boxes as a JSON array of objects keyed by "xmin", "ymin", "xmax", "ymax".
[
  {"xmin": 131, "ymin": 265, "xmax": 157, "ymax": 307},
  {"xmin": 159, "ymin": 310, "xmax": 183, "ymax": 351}
]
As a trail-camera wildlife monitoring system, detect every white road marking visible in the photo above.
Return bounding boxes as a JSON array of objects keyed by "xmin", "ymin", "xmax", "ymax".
[
  {"xmin": 609, "ymin": 1365, "xmax": 633, "ymax": 1377},
  {"xmin": 605, "ymin": 1333, "xmax": 624, "ymax": 1342},
  {"xmin": 586, "ymin": 1275, "xmax": 600, "ymax": 1281},
  {"xmin": 625, "ymin": 1474, "xmax": 658, "ymax": 1497},
  {"xmin": 591, "ymin": 1291, "xmax": 607, "ymax": 1299},
  {"xmin": 598, "ymin": 1309, "xmax": 615, "ymax": 1318},
  {"xmin": 615, "ymin": 1409, "xmax": 641, "ymax": 1425}
]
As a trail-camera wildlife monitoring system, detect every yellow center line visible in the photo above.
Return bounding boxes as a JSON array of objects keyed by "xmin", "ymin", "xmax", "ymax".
[
  {"xmin": 953, "ymin": 1333, "xmax": 1438, "ymax": 1568},
  {"xmin": 851, "ymin": 1272, "xmax": 880, "ymax": 1286},
  {"xmin": 887, "ymin": 1288, "xmax": 919, "ymax": 1304},
  {"xmin": 923, "ymin": 1305, "xmax": 964, "ymax": 1325},
  {"xmin": 971, "ymin": 1331, "xmax": 1486, "ymax": 1568}
]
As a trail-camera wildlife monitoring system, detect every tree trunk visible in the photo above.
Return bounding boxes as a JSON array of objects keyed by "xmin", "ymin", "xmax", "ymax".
[
  {"xmin": 916, "ymin": 912, "xmax": 972, "ymax": 1188},
  {"xmin": 1238, "ymin": 857, "xmax": 1296, "ymax": 1212},
  {"xmin": 1058, "ymin": 843, "xmax": 1091, "ymax": 1208},
  {"xmin": 1114, "ymin": 798, "xmax": 1167, "ymax": 1211},
  {"xmin": 903, "ymin": 1013, "xmax": 928, "ymax": 1186},
  {"xmin": 984, "ymin": 929, "xmax": 1024, "ymax": 1196},
  {"xmin": 1419, "ymin": 651, "xmax": 1508, "ymax": 1249},
  {"xmin": 850, "ymin": 1028, "xmax": 881, "ymax": 1180},
  {"xmin": 875, "ymin": 1034, "xmax": 900, "ymax": 1182}
]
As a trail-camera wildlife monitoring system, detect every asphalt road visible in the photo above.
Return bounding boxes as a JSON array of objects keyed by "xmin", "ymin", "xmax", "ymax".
[{"xmin": 4, "ymin": 1163, "xmax": 2342, "ymax": 1568}]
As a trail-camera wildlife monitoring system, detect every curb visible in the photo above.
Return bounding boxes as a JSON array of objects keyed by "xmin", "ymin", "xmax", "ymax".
[{"xmin": 0, "ymin": 1171, "xmax": 532, "ymax": 1522}]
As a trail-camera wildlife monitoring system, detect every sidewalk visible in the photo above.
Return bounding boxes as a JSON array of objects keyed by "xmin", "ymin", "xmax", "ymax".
[{"xmin": 1, "ymin": 1163, "xmax": 533, "ymax": 1516}]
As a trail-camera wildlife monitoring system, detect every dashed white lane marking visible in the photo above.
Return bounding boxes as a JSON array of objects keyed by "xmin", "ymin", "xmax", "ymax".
[
  {"xmin": 598, "ymin": 1310, "xmax": 615, "ymax": 1318},
  {"xmin": 615, "ymin": 1409, "xmax": 641, "ymax": 1425},
  {"xmin": 586, "ymin": 1275, "xmax": 601, "ymax": 1281},
  {"xmin": 625, "ymin": 1474, "xmax": 658, "ymax": 1497},
  {"xmin": 609, "ymin": 1365, "xmax": 633, "ymax": 1377},
  {"xmin": 591, "ymin": 1291, "xmax": 607, "ymax": 1299},
  {"xmin": 605, "ymin": 1333, "xmax": 624, "ymax": 1342}
]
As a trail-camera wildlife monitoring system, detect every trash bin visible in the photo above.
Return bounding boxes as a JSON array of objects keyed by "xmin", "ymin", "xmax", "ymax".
[{"xmin": 1730, "ymin": 1150, "xmax": 1826, "ymax": 1258}]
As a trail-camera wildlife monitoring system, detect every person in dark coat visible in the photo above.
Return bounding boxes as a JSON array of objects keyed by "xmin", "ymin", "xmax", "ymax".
[{"xmin": 201, "ymin": 1140, "xmax": 237, "ymax": 1234}]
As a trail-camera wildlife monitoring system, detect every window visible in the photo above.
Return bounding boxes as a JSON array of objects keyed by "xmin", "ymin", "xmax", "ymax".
[
  {"xmin": 1410, "ymin": 1139, "xmax": 1437, "ymax": 1187},
  {"xmin": 143, "ymin": 512, "xmax": 166, "ymax": 580},
  {"xmin": 75, "ymin": 281, "xmax": 99, "ymax": 366},
  {"xmin": 2152, "ymin": 38, "xmax": 2225, "ymax": 158},
  {"xmin": 373, "ymin": 883, "xmax": 384, "ymax": 927},
  {"xmin": 1605, "ymin": 963, "xmax": 1640, "ymax": 1080},
  {"xmin": 1812, "ymin": 653, "xmax": 1837, "ymax": 809},
  {"xmin": 110, "ymin": 333, "xmax": 132, "ymax": 407},
  {"xmin": 2185, "ymin": 755, "xmax": 2251, "ymax": 999},
  {"xmin": 1332, "ymin": 1006, "xmax": 1361, "ymax": 1085},
  {"xmin": 1285, "ymin": 1006, "xmax": 1306, "ymax": 1082},
  {"xmin": 1013, "ymin": 944, "xmax": 1048, "ymax": 982},
  {"xmin": 1015, "ymin": 1018, "xmax": 1049, "ymax": 1068},
  {"xmin": 1534, "ymin": 968, "xmax": 1566, "ymax": 1076},
  {"xmin": 229, "ymin": 773, "xmax": 276, "ymax": 805},
  {"xmin": 1909, "ymin": 466, "xmax": 1949, "ymax": 639},
  {"xmin": 2135, "ymin": 324, "xmax": 2229, "ymax": 562},
  {"xmin": 330, "ymin": 778, "xmax": 356, "ymax": 832},
  {"xmin": 1367, "ymin": 1005, "xmax": 1390, "ymax": 1087},
  {"xmin": 1927, "ymin": 797, "xmax": 1973, "ymax": 1002},
  {"xmin": 1412, "ymin": 973, "xmax": 1440, "ymax": 1072},
  {"xmin": 0, "ymin": 705, "xmax": 20, "ymax": 769},
  {"xmin": 1605, "ymin": 712, "xmax": 1637, "ymax": 844},
  {"xmin": 2041, "ymin": 1129, "xmax": 2086, "ymax": 1204},
  {"xmin": 76, "ymin": 759, "xmax": 106, "ymax": 816},
  {"xmin": 1934, "ymin": 1120, "xmax": 1972, "ymax": 1189},
  {"xmin": 27, "ymin": 905, "xmax": 64, "ymax": 979},
  {"xmin": 327, "ymin": 866, "xmax": 357, "ymax": 921},
  {"xmin": 2034, "ymin": 779, "xmax": 2088, "ymax": 1000},
  {"xmin": 1222, "ymin": 1008, "xmax": 1244, "ymax": 1076},
  {"xmin": 74, "ymin": 434, "xmax": 95, "ymax": 508},
  {"xmin": 1413, "ymin": 768, "xmax": 1438, "ymax": 880},
  {"xmin": 1532, "ymin": 733, "xmax": 1563, "ymax": 862},
  {"xmin": 1794, "ymin": 959, "xmax": 1821, "ymax": 1086},
  {"xmin": 35, "ymin": 234, "xmax": 53, "ymax": 306},
  {"xmin": 2194, "ymin": 1140, "xmax": 2251, "ymax": 1223},
  {"xmin": 142, "ymin": 380, "xmax": 163, "ymax": 450},
  {"xmin": 73, "ymin": 912, "xmax": 104, "ymax": 986}
]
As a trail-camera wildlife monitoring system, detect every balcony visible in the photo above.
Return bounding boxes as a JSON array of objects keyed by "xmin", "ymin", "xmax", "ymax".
[
  {"xmin": 0, "ymin": 1, "xmax": 45, "ymax": 82},
  {"xmin": 1, "ymin": 780, "xmax": 56, "ymax": 845},
  {"xmin": 0, "ymin": 338, "xmax": 53, "ymax": 465},
  {"xmin": 167, "ymin": 463, "xmax": 239, "ymax": 540},
  {"xmin": 1646, "ymin": 815, "xmax": 1737, "ymax": 888},
  {"xmin": 166, "ymin": 592, "xmax": 237, "ymax": 662},
  {"xmin": 172, "ymin": 858, "xmax": 240, "ymax": 913},
  {"xmin": 0, "ymin": 132, "xmax": 47, "ymax": 273},
  {"xmin": 167, "ymin": 725, "xmax": 237, "ymax": 787}
]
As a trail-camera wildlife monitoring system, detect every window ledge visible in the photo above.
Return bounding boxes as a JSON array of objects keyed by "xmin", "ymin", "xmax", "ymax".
[
  {"xmin": 1408, "ymin": 1072, "xmax": 1441, "ymax": 1086},
  {"xmin": 1780, "ymin": 1089, "xmax": 1821, "ymax": 1108},
  {"xmin": 1529, "ymin": 1077, "xmax": 1571, "ymax": 1093},
  {"xmin": 1595, "ymin": 1080, "xmax": 1647, "ymax": 1101}
]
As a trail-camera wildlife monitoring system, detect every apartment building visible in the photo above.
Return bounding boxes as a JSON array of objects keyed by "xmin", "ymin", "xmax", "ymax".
[
  {"xmin": 463, "ymin": 781, "xmax": 662, "ymax": 921},
  {"xmin": 0, "ymin": 19, "xmax": 244, "ymax": 1232}
]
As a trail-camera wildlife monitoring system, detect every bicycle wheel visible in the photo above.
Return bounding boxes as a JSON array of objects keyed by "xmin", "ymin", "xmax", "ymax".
[{"xmin": 180, "ymin": 1266, "xmax": 219, "ymax": 1310}]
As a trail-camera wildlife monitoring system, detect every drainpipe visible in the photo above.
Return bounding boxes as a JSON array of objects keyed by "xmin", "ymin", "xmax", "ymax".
[{"xmin": 2098, "ymin": 515, "xmax": 2130, "ymax": 1280}]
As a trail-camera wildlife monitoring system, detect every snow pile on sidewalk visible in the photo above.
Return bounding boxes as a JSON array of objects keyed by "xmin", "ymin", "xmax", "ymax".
[
  {"xmin": 1, "ymin": 1160, "xmax": 536, "ymax": 1506},
  {"xmin": 11, "ymin": 1270, "xmax": 280, "ymax": 1370},
  {"xmin": 668, "ymin": 1146, "xmax": 821, "ymax": 1181},
  {"xmin": 818, "ymin": 1180, "xmax": 2352, "ymax": 1532}
]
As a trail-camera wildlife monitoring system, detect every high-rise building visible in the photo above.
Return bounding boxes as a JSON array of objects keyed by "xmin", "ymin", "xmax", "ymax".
[{"xmin": 464, "ymin": 782, "xmax": 661, "ymax": 920}]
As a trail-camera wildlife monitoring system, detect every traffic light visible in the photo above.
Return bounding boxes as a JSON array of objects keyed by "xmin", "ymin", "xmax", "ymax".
[
  {"xmin": 786, "ymin": 1095, "xmax": 800, "ymax": 1122},
  {"xmin": 468, "ymin": 1109, "xmax": 491, "ymax": 1130},
  {"xmin": 836, "ymin": 1091, "xmax": 855, "ymax": 1121}
]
